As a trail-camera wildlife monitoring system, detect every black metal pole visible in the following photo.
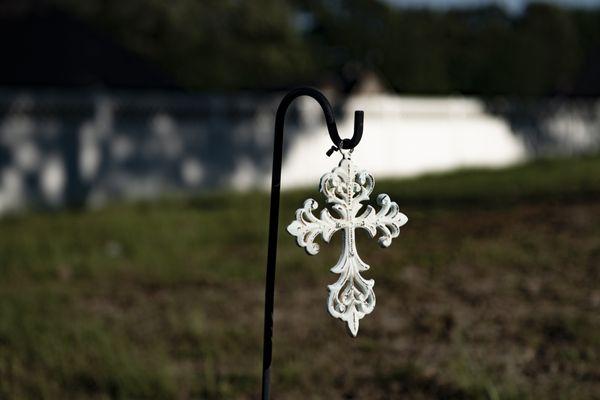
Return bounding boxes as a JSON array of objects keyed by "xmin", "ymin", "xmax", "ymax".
[{"xmin": 261, "ymin": 87, "xmax": 363, "ymax": 399}]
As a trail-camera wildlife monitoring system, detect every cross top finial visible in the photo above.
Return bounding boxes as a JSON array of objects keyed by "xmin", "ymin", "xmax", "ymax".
[{"xmin": 287, "ymin": 153, "xmax": 408, "ymax": 336}]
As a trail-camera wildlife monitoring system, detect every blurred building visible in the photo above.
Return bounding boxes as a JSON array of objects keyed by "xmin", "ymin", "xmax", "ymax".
[{"xmin": 1, "ymin": 89, "xmax": 599, "ymax": 213}]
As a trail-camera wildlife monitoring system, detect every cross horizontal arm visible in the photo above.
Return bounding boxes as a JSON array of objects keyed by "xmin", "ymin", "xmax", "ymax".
[{"xmin": 356, "ymin": 194, "xmax": 408, "ymax": 247}]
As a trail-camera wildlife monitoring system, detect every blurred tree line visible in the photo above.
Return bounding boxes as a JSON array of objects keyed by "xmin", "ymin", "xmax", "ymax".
[{"xmin": 53, "ymin": 0, "xmax": 600, "ymax": 96}]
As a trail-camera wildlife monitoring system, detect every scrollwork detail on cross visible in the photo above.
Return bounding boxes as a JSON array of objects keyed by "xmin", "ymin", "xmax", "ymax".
[{"xmin": 287, "ymin": 152, "xmax": 408, "ymax": 336}]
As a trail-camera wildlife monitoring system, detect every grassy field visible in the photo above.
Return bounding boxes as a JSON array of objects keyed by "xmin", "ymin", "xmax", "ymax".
[{"xmin": 0, "ymin": 156, "xmax": 599, "ymax": 399}]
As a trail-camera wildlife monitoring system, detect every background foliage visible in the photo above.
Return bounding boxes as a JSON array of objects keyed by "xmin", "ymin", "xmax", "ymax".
[{"xmin": 50, "ymin": 0, "xmax": 600, "ymax": 96}]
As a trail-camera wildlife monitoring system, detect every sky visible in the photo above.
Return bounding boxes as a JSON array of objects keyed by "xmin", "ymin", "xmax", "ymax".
[{"xmin": 383, "ymin": 0, "xmax": 600, "ymax": 14}]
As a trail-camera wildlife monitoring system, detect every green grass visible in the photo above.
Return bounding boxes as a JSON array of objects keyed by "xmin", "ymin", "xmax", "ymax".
[{"xmin": 1, "ymin": 155, "xmax": 599, "ymax": 399}]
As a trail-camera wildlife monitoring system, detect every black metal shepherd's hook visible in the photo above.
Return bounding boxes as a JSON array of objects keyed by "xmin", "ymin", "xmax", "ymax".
[{"xmin": 261, "ymin": 87, "xmax": 364, "ymax": 399}]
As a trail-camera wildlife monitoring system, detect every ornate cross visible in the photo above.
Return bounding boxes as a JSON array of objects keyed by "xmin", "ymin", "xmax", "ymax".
[{"xmin": 287, "ymin": 151, "xmax": 408, "ymax": 336}]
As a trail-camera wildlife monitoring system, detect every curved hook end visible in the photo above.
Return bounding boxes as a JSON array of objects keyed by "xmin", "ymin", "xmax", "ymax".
[
  {"xmin": 341, "ymin": 110, "xmax": 364, "ymax": 150},
  {"xmin": 354, "ymin": 111, "xmax": 364, "ymax": 135}
]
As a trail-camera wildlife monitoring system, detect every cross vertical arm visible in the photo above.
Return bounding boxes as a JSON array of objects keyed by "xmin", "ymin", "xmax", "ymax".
[{"xmin": 261, "ymin": 87, "xmax": 363, "ymax": 400}]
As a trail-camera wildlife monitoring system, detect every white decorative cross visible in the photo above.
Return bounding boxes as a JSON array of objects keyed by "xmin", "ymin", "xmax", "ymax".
[{"xmin": 287, "ymin": 151, "xmax": 408, "ymax": 336}]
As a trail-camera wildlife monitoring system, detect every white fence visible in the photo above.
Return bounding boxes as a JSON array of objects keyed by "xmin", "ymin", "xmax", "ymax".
[{"xmin": 0, "ymin": 90, "xmax": 598, "ymax": 212}]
